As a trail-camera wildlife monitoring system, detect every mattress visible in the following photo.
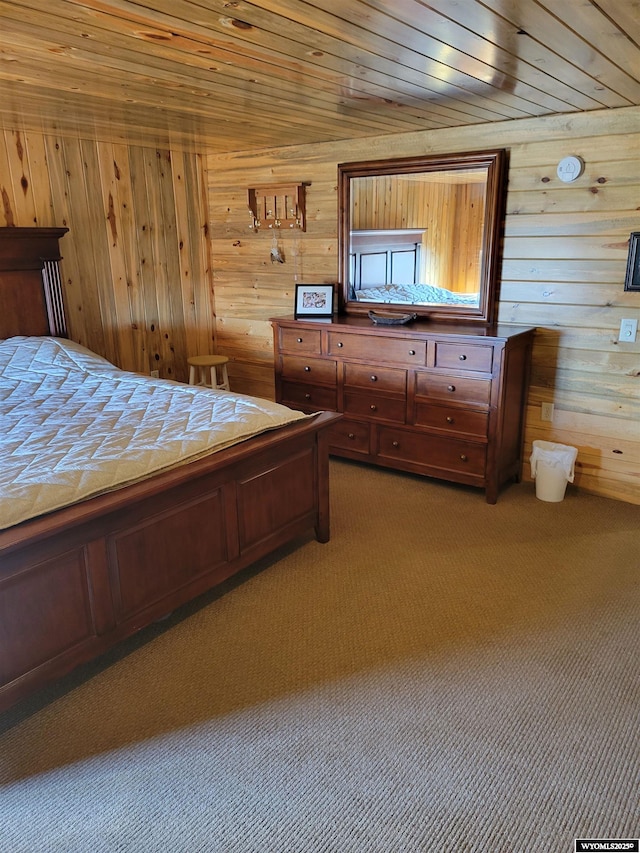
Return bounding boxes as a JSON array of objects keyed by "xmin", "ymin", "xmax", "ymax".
[{"xmin": 0, "ymin": 336, "xmax": 309, "ymax": 530}]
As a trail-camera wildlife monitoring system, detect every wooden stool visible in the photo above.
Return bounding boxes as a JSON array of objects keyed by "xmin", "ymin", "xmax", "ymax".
[{"xmin": 187, "ymin": 355, "xmax": 230, "ymax": 391}]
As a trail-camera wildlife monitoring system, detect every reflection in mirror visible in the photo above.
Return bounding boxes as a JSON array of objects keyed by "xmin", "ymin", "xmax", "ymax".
[{"xmin": 339, "ymin": 150, "xmax": 507, "ymax": 324}]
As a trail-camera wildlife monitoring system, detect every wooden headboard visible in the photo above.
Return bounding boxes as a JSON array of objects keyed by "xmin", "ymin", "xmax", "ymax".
[{"xmin": 0, "ymin": 227, "xmax": 69, "ymax": 339}]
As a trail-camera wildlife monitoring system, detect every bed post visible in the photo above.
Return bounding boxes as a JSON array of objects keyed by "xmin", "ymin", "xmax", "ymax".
[{"xmin": 314, "ymin": 413, "xmax": 334, "ymax": 543}]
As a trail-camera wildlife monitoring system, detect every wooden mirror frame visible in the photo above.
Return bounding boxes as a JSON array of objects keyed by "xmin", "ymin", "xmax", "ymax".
[{"xmin": 338, "ymin": 149, "xmax": 508, "ymax": 324}]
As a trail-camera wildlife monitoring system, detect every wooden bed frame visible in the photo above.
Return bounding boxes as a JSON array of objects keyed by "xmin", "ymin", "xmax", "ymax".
[{"xmin": 0, "ymin": 228, "xmax": 340, "ymax": 712}]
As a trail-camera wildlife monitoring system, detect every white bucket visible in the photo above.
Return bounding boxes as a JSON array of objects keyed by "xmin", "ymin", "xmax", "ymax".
[{"xmin": 530, "ymin": 440, "xmax": 578, "ymax": 503}]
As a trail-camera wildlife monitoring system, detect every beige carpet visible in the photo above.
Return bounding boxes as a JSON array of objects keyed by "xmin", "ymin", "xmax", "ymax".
[{"xmin": 1, "ymin": 461, "xmax": 638, "ymax": 852}]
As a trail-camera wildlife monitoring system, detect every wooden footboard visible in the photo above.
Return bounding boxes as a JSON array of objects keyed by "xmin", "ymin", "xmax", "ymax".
[{"xmin": 0, "ymin": 411, "xmax": 340, "ymax": 712}]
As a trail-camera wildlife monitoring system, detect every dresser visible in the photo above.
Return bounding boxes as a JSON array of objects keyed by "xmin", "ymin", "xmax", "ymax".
[{"xmin": 272, "ymin": 315, "xmax": 535, "ymax": 503}]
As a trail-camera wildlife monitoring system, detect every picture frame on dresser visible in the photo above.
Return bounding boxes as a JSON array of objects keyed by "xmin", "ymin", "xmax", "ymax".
[{"xmin": 295, "ymin": 283, "xmax": 334, "ymax": 318}]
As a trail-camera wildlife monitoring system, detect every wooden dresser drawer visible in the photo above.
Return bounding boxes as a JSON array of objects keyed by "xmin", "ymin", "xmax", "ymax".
[
  {"xmin": 415, "ymin": 372, "xmax": 491, "ymax": 405},
  {"xmin": 433, "ymin": 342, "xmax": 493, "ymax": 372},
  {"xmin": 414, "ymin": 403, "xmax": 488, "ymax": 437},
  {"xmin": 328, "ymin": 332, "xmax": 425, "ymax": 365},
  {"xmin": 279, "ymin": 327, "xmax": 322, "ymax": 354},
  {"xmin": 329, "ymin": 416, "xmax": 370, "ymax": 454},
  {"xmin": 281, "ymin": 355, "xmax": 336, "ymax": 384},
  {"xmin": 377, "ymin": 428, "xmax": 487, "ymax": 477},
  {"xmin": 344, "ymin": 392, "xmax": 406, "ymax": 423},
  {"xmin": 345, "ymin": 362, "xmax": 406, "ymax": 393},
  {"xmin": 281, "ymin": 381, "xmax": 337, "ymax": 412}
]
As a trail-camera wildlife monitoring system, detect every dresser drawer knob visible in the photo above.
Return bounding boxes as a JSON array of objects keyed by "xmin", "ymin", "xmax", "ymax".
[
  {"xmin": 305, "ymin": 393, "xmax": 311, "ymax": 400},
  {"xmin": 304, "ymin": 365, "xmax": 311, "ymax": 372},
  {"xmin": 459, "ymin": 354, "xmax": 467, "ymax": 361},
  {"xmin": 447, "ymin": 384, "xmax": 456, "ymax": 392},
  {"xmin": 460, "ymin": 454, "xmax": 468, "ymax": 462},
  {"xmin": 408, "ymin": 349, "xmax": 416, "ymax": 356},
  {"xmin": 348, "ymin": 433, "xmax": 355, "ymax": 440},
  {"xmin": 337, "ymin": 341, "xmax": 344, "ymax": 348},
  {"xmin": 370, "ymin": 375, "xmax": 378, "ymax": 382},
  {"xmin": 370, "ymin": 404, "xmax": 377, "ymax": 411},
  {"xmin": 446, "ymin": 416, "xmax": 454, "ymax": 424},
  {"xmin": 297, "ymin": 337, "xmax": 303, "ymax": 343},
  {"xmin": 392, "ymin": 440, "xmax": 399, "ymax": 448}
]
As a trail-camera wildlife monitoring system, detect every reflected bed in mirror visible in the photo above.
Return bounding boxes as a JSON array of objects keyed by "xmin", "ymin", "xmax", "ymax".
[{"xmin": 338, "ymin": 149, "xmax": 507, "ymax": 324}]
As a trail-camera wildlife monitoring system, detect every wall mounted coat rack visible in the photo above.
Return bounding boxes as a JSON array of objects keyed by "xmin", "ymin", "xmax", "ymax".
[{"xmin": 248, "ymin": 183, "xmax": 306, "ymax": 231}]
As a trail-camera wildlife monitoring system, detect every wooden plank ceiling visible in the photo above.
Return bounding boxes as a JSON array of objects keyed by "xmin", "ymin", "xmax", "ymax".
[{"xmin": 1, "ymin": 0, "xmax": 639, "ymax": 151}]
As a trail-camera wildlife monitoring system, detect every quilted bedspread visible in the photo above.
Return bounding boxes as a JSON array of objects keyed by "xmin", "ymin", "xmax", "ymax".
[
  {"xmin": 354, "ymin": 283, "xmax": 479, "ymax": 305},
  {"xmin": 0, "ymin": 336, "xmax": 309, "ymax": 530}
]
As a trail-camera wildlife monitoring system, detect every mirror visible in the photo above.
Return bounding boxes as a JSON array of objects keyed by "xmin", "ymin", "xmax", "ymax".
[{"xmin": 338, "ymin": 149, "xmax": 507, "ymax": 324}]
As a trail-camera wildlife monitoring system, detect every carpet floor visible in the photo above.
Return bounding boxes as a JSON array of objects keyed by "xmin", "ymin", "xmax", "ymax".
[{"xmin": 1, "ymin": 461, "xmax": 638, "ymax": 852}]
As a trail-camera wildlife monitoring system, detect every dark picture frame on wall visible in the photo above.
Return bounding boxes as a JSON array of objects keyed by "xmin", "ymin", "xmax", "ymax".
[
  {"xmin": 295, "ymin": 283, "xmax": 334, "ymax": 318},
  {"xmin": 624, "ymin": 232, "xmax": 640, "ymax": 292}
]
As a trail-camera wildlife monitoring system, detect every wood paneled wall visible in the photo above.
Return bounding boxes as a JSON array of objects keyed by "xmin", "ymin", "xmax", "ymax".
[
  {"xmin": 452, "ymin": 183, "xmax": 485, "ymax": 294},
  {"xmin": 207, "ymin": 106, "xmax": 640, "ymax": 504},
  {"xmin": 0, "ymin": 126, "xmax": 215, "ymax": 382}
]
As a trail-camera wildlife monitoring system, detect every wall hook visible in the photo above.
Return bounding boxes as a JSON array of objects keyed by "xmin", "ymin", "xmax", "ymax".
[{"xmin": 248, "ymin": 183, "xmax": 306, "ymax": 231}]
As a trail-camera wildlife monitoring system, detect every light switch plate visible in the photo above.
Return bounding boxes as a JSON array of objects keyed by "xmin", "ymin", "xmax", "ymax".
[{"xmin": 618, "ymin": 318, "xmax": 638, "ymax": 342}]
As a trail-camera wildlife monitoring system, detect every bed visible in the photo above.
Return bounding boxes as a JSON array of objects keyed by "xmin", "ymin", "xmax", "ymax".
[
  {"xmin": 353, "ymin": 283, "xmax": 480, "ymax": 305},
  {"xmin": 0, "ymin": 228, "xmax": 340, "ymax": 712}
]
